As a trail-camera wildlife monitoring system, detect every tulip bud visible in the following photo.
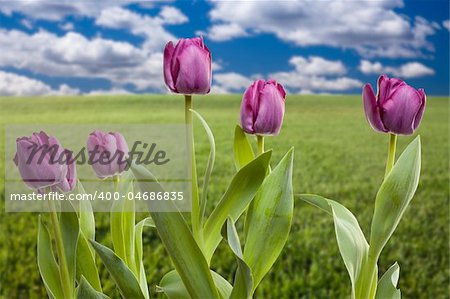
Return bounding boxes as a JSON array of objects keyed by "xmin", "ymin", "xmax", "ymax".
[
  {"xmin": 87, "ymin": 130, "xmax": 129, "ymax": 179},
  {"xmin": 13, "ymin": 131, "xmax": 77, "ymax": 192},
  {"xmin": 240, "ymin": 79, "xmax": 286, "ymax": 136},
  {"xmin": 163, "ymin": 37, "xmax": 212, "ymax": 95},
  {"xmin": 363, "ymin": 74, "xmax": 426, "ymax": 135}
]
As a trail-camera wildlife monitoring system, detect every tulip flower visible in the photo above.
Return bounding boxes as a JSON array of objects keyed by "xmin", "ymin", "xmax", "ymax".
[
  {"xmin": 14, "ymin": 131, "xmax": 76, "ymax": 192},
  {"xmin": 87, "ymin": 130, "xmax": 129, "ymax": 179},
  {"xmin": 363, "ymin": 74, "xmax": 426, "ymax": 135},
  {"xmin": 163, "ymin": 37, "xmax": 212, "ymax": 95},
  {"xmin": 240, "ymin": 79, "xmax": 286, "ymax": 136}
]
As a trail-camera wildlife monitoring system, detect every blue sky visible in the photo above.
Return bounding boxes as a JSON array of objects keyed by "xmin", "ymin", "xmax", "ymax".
[{"xmin": 0, "ymin": 0, "xmax": 448, "ymax": 96}]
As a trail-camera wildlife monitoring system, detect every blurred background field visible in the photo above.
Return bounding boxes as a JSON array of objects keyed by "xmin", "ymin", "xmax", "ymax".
[{"xmin": 0, "ymin": 94, "xmax": 448, "ymax": 298}]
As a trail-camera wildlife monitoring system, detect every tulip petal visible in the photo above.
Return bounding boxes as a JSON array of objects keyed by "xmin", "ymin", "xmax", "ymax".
[
  {"xmin": 174, "ymin": 44, "xmax": 211, "ymax": 94},
  {"xmin": 363, "ymin": 83, "xmax": 387, "ymax": 133},
  {"xmin": 163, "ymin": 41, "xmax": 176, "ymax": 92},
  {"xmin": 253, "ymin": 83, "xmax": 285, "ymax": 136},
  {"xmin": 413, "ymin": 89, "xmax": 426, "ymax": 130},
  {"xmin": 240, "ymin": 80, "xmax": 265, "ymax": 134},
  {"xmin": 380, "ymin": 85, "xmax": 422, "ymax": 135},
  {"xmin": 110, "ymin": 132, "xmax": 130, "ymax": 173}
]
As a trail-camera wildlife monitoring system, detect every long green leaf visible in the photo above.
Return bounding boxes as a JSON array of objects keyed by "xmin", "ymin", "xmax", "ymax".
[
  {"xmin": 203, "ymin": 151, "xmax": 272, "ymax": 261},
  {"xmin": 76, "ymin": 181, "xmax": 101, "ymax": 291},
  {"xmin": 222, "ymin": 218, "xmax": 253, "ymax": 299},
  {"xmin": 77, "ymin": 181, "xmax": 95, "ymax": 242},
  {"xmin": 375, "ymin": 262, "xmax": 401, "ymax": 299},
  {"xmin": 111, "ymin": 171, "xmax": 137, "ymax": 275},
  {"xmin": 131, "ymin": 163, "xmax": 221, "ymax": 299},
  {"xmin": 191, "ymin": 109, "xmax": 216, "ymax": 223},
  {"xmin": 90, "ymin": 240, "xmax": 145, "ymax": 299},
  {"xmin": 59, "ymin": 201, "xmax": 79, "ymax": 290},
  {"xmin": 370, "ymin": 136, "xmax": 421, "ymax": 258},
  {"xmin": 158, "ymin": 270, "xmax": 232, "ymax": 299},
  {"xmin": 135, "ymin": 217, "xmax": 155, "ymax": 299},
  {"xmin": 76, "ymin": 276, "xmax": 109, "ymax": 299},
  {"xmin": 76, "ymin": 232, "xmax": 102, "ymax": 292},
  {"xmin": 37, "ymin": 216, "xmax": 64, "ymax": 299},
  {"xmin": 233, "ymin": 125, "xmax": 254, "ymax": 170},
  {"xmin": 244, "ymin": 148, "xmax": 294, "ymax": 291},
  {"xmin": 298, "ymin": 194, "xmax": 369, "ymax": 299}
]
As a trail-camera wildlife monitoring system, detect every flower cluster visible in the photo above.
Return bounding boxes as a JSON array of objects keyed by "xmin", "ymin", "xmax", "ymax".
[{"xmin": 14, "ymin": 36, "xmax": 426, "ymax": 299}]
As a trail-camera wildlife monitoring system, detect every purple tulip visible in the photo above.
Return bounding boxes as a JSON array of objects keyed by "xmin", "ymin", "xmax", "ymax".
[
  {"xmin": 13, "ymin": 131, "xmax": 77, "ymax": 192},
  {"xmin": 363, "ymin": 74, "xmax": 426, "ymax": 135},
  {"xmin": 240, "ymin": 79, "xmax": 286, "ymax": 136},
  {"xmin": 163, "ymin": 37, "xmax": 212, "ymax": 95},
  {"xmin": 87, "ymin": 130, "xmax": 129, "ymax": 179}
]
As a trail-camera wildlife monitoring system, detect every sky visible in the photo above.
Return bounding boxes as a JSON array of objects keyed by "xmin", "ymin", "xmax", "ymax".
[{"xmin": 0, "ymin": 0, "xmax": 448, "ymax": 96}]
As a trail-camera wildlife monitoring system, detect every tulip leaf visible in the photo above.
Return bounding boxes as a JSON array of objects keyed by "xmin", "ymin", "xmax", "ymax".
[
  {"xmin": 222, "ymin": 217, "xmax": 253, "ymax": 299},
  {"xmin": 90, "ymin": 240, "xmax": 145, "ymax": 299},
  {"xmin": 59, "ymin": 201, "xmax": 80, "ymax": 290},
  {"xmin": 111, "ymin": 171, "xmax": 137, "ymax": 275},
  {"xmin": 76, "ymin": 276, "xmax": 109, "ymax": 299},
  {"xmin": 131, "ymin": 163, "xmax": 221, "ymax": 299},
  {"xmin": 375, "ymin": 262, "xmax": 401, "ymax": 299},
  {"xmin": 190, "ymin": 109, "xmax": 215, "ymax": 223},
  {"xmin": 158, "ymin": 270, "xmax": 232, "ymax": 299},
  {"xmin": 76, "ymin": 232, "xmax": 102, "ymax": 292},
  {"xmin": 233, "ymin": 125, "xmax": 254, "ymax": 170},
  {"xmin": 37, "ymin": 216, "xmax": 64, "ymax": 299},
  {"xmin": 77, "ymin": 181, "xmax": 95, "ymax": 242},
  {"xmin": 203, "ymin": 151, "xmax": 272, "ymax": 261},
  {"xmin": 135, "ymin": 217, "xmax": 155, "ymax": 299},
  {"xmin": 298, "ymin": 194, "xmax": 369, "ymax": 298},
  {"xmin": 244, "ymin": 148, "xmax": 294, "ymax": 290},
  {"xmin": 370, "ymin": 136, "xmax": 421, "ymax": 258}
]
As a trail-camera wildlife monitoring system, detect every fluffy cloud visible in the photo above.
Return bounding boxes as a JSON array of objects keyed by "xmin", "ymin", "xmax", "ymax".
[
  {"xmin": 443, "ymin": 20, "xmax": 450, "ymax": 31},
  {"xmin": 212, "ymin": 72, "xmax": 254, "ymax": 93},
  {"xmin": 359, "ymin": 60, "xmax": 435, "ymax": 78},
  {"xmin": 0, "ymin": 1, "xmax": 139, "ymax": 20},
  {"xmin": 206, "ymin": 1, "xmax": 438, "ymax": 58},
  {"xmin": 288, "ymin": 56, "xmax": 347, "ymax": 75},
  {"xmin": 213, "ymin": 56, "xmax": 362, "ymax": 94},
  {"xmin": 95, "ymin": 6, "xmax": 187, "ymax": 51},
  {"xmin": 0, "ymin": 29, "xmax": 166, "ymax": 91},
  {"xmin": 0, "ymin": 71, "xmax": 79, "ymax": 96},
  {"xmin": 201, "ymin": 23, "xmax": 248, "ymax": 41}
]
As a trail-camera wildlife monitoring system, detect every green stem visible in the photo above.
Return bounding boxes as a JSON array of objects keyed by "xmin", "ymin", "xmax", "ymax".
[
  {"xmin": 48, "ymin": 199, "xmax": 73, "ymax": 299},
  {"xmin": 185, "ymin": 95, "xmax": 201, "ymax": 245},
  {"xmin": 257, "ymin": 135, "xmax": 264, "ymax": 155},
  {"xmin": 384, "ymin": 134, "xmax": 397, "ymax": 177},
  {"xmin": 359, "ymin": 252, "xmax": 378, "ymax": 299}
]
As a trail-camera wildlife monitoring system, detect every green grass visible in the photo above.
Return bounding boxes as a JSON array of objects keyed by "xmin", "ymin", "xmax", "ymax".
[{"xmin": 0, "ymin": 94, "xmax": 448, "ymax": 298}]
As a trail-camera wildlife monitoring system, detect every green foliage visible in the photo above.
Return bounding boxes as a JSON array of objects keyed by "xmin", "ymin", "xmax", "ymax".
[{"xmin": 0, "ymin": 95, "xmax": 448, "ymax": 298}]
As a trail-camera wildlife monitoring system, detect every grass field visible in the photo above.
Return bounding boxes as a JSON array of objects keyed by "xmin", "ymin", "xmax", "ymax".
[{"xmin": 0, "ymin": 94, "xmax": 448, "ymax": 298}]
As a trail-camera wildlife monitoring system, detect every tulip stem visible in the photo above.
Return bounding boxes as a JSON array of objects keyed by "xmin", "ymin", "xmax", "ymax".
[
  {"xmin": 48, "ymin": 198, "xmax": 73, "ymax": 299},
  {"xmin": 385, "ymin": 133, "xmax": 397, "ymax": 177},
  {"xmin": 185, "ymin": 95, "xmax": 202, "ymax": 245},
  {"xmin": 257, "ymin": 135, "xmax": 265, "ymax": 154}
]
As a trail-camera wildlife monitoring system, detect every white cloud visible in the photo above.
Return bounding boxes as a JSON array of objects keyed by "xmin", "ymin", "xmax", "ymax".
[
  {"xmin": 359, "ymin": 60, "xmax": 435, "ymax": 78},
  {"xmin": 86, "ymin": 88, "xmax": 133, "ymax": 95},
  {"xmin": 60, "ymin": 22, "xmax": 74, "ymax": 31},
  {"xmin": 203, "ymin": 23, "xmax": 248, "ymax": 41},
  {"xmin": 212, "ymin": 72, "xmax": 254, "ymax": 93},
  {"xmin": 0, "ymin": 29, "xmax": 166, "ymax": 91},
  {"xmin": 0, "ymin": 71, "xmax": 79, "ymax": 96},
  {"xmin": 212, "ymin": 55, "xmax": 362, "ymax": 94},
  {"xmin": 288, "ymin": 56, "xmax": 347, "ymax": 75},
  {"xmin": 270, "ymin": 55, "xmax": 362, "ymax": 92},
  {"xmin": 95, "ymin": 6, "xmax": 186, "ymax": 51},
  {"xmin": 207, "ymin": 1, "xmax": 437, "ymax": 58},
  {"xmin": 0, "ymin": 1, "xmax": 139, "ymax": 20},
  {"xmin": 443, "ymin": 20, "xmax": 450, "ymax": 31}
]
